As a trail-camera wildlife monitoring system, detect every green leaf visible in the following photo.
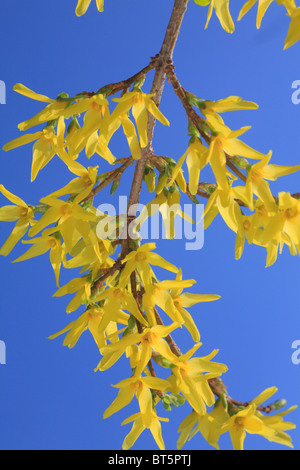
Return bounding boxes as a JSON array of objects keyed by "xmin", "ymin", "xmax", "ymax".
[{"xmin": 193, "ymin": 0, "xmax": 210, "ymax": 6}]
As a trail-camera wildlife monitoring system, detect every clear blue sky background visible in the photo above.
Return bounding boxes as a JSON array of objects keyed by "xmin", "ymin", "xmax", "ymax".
[{"xmin": 0, "ymin": 0, "xmax": 299, "ymax": 451}]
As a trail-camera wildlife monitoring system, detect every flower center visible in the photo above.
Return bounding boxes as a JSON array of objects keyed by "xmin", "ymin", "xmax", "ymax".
[
  {"xmin": 141, "ymin": 331, "xmax": 155, "ymax": 345},
  {"xmin": 234, "ymin": 417, "xmax": 246, "ymax": 429},
  {"xmin": 173, "ymin": 296, "xmax": 182, "ymax": 308},
  {"xmin": 130, "ymin": 380, "xmax": 143, "ymax": 392},
  {"xmin": 285, "ymin": 207, "xmax": 298, "ymax": 219},
  {"xmin": 135, "ymin": 252, "xmax": 147, "ymax": 262},
  {"xmin": 256, "ymin": 205, "xmax": 267, "ymax": 217},
  {"xmin": 82, "ymin": 175, "xmax": 92, "ymax": 186},
  {"xmin": 250, "ymin": 169, "xmax": 264, "ymax": 183},
  {"xmin": 111, "ymin": 288, "xmax": 124, "ymax": 300},
  {"xmin": 60, "ymin": 204, "xmax": 73, "ymax": 216},
  {"xmin": 133, "ymin": 94, "xmax": 144, "ymax": 105},
  {"xmin": 48, "ymin": 239, "xmax": 57, "ymax": 249},
  {"xmin": 43, "ymin": 128, "xmax": 56, "ymax": 142},
  {"xmin": 19, "ymin": 207, "xmax": 28, "ymax": 218},
  {"xmin": 243, "ymin": 220, "xmax": 251, "ymax": 232}
]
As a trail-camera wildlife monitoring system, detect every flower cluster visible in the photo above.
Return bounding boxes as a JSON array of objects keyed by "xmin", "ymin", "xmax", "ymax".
[
  {"xmin": 0, "ymin": 0, "xmax": 298, "ymax": 451},
  {"xmin": 195, "ymin": 0, "xmax": 300, "ymax": 49}
]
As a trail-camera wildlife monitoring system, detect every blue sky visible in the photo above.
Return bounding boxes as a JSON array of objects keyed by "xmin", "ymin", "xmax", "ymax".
[{"xmin": 0, "ymin": 0, "xmax": 299, "ymax": 450}]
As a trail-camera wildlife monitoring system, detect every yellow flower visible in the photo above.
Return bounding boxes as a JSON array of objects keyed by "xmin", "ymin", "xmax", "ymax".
[
  {"xmin": 206, "ymin": 114, "xmax": 269, "ymax": 191},
  {"xmin": 28, "ymin": 196, "xmax": 97, "ymax": 253},
  {"xmin": 177, "ymin": 405, "xmax": 224, "ymax": 450},
  {"xmin": 260, "ymin": 192, "xmax": 300, "ymax": 253},
  {"xmin": 48, "ymin": 306, "xmax": 123, "ymax": 350},
  {"xmin": 53, "ymin": 275, "xmax": 92, "ymax": 314},
  {"xmin": 169, "ymin": 139, "xmax": 210, "ymax": 196},
  {"xmin": 76, "ymin": 0, "xmax": 104, "ymax": 16},
  {"xmin": 222, "ymin": 404, "xmax": 266, "ymax": 450},
  {"xmin": 284, "ymin": 7, "xmax": 300, "ymax": 50},
  {"xmin": 101, "ymin": 113, "xmax": 142, "ymax": 161},
  {"xmin": 220, "ymin": 387, "xmax": 297, "ymax": 450},
  {"xmin": 246, "ymin": 152, "xmax": 300, "ymax": 211},
  {"xmin": 97, "ymin": 323, "xmax": 180, "ymax": 372},
  {"xmin": 118, "ymin": 243, "xmax": 179, "ymax": 289},
  {"xmin": 93, "ymin": 286, "xmax": 148, "ymax": 332},
  {"xmin": 169, "ymin": 269, "xmax": 221, "ymax": 342},
  {"xmin": 256, "ymin": 406, "xmax": 297, "ymax": 447},
  {"xmin": 238, "ymin": 0, "xmax": 276, "ymax": 29},
  {"xmin": 122, "ymin": 410, "xmax": 169, "ymax": 450},
  {"xmin": 0, "ymin": 185, "xmax": 34, "ymax": 256},
  {"xmin": 13, "ymin": 229, "xmax": 65, "ymax": 286},
  {"xmin": 3, "ymin": 126, "xmax": 58, "ymax": 182},
  {"xmin": 142, "ymin": 278, "xmax": 197, "ymax": 326},
  {"xmin": 177, "ymin": 411, "xmax": 198, "ymax": 450},
  {"xmin": 64, "ymin": 237, "xmax": 113, "ymax": 279},
  {"xmin": 12, "ymin": 83, "xmax": 68, "ymax": 131},
  {"xmin": 103, "ymin": 375, "xmax": 169, "ymax": 422},
  {"xmin": 168, "ymin": 345, "xmax": 228, "ymax": 415},
  {"xmin": 200, "ymin": 96, "xmax": 259, "ymax": 116},
  {"xmin": 111, "ymin": 91, "xmax": 169, "ymax": 148},
  {"xmin": 135, "ymin": 188, "xmax": 193, "ymax": 240},
  {"xmin": 205, "ymin": 0, "xmax": 235, "ymax": 34},
  {"xmin": 47, "ymin": 155, "xmax": 98, "ymax": 203},
  {"xmin": 203, "ymin": 183, "xmax": 249, "ymax": 233},
  {"xmin": 63, "ymin": 94, "xmax": 110, "ymax": 157}
]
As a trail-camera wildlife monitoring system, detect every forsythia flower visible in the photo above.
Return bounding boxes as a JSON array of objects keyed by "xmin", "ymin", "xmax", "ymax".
[
  {"xmin": 170, "ymin": 139, "xmax": 209, "ymax": 196},
  {"xmin": 168, "ymin": 344, "xmax": 228, "ymax": 415},
  {"xmin": 64, "ymin": 237, "xmax": 114, "ymax": 278},
  {"xmin": 284, "ymin": 7, "xmax": 300, "ymax": 50},
  {"xmin": 142, "ymin": 278, "xmax": 197, "ymax": 326},
  {"xmin": 169, "ymin": 269, "xmax": 221, "ymax": 342},
  {"xmin": 48, "ymin": 306, "xmax": 124, "ymax": 350},
  {"xmin": 11, "ymin": 84, "xmax": 68, "ymax": 131},
  {"xmin": 103, "ymin": 375, "xmax": 169, "ymax": 420},
  {"xmin": 205, "ymin": 0, "xmax": 235, "ymax": 34},
  {"xmin": 13, "ymin": 229, "xmax": 65, "ymax": 287},
  {"xmin": 101, "ymin": 113, "xmax": 142, "ymax": 161},
  {"xmin": 111, "ymin": 91, "xmax": 170, "ymax": 149},
  {"xmin": 135, "ymin": 188, "xmax": 193, "ymax": 240},
  {"xmin": 206, "ymin": 114, "xmax": 270, "ymax": 191},
  {"xmin": 28, "ymin": 196, "xmax": 98, "ymax": 253},
  {"xmin": 97, "ymin": 323, "xmax": 180, "ymax": 372},
  {"xmin": 203, "ymin": 183, "xmax": 249, "ymax": 233},
  {"xmin": 0, "ymin": 185, "xmax": 34, "ymax": 256},
  {"xmin": 122, "ymin": 411, "xmax": 169, "ymax": 450},
  {"xmin": 63, "ymin": 94, "xmax": 110, "ymax": 156},
  {"xmin": 3, "ymin": 126, "xmax": 58, "ymax": 182},
  {"xmin": 76, "ymin": 0, "xmax": 104, "ymax": 16},
  {"xmin": 245, "ymin": 152, "xmax": 300, "ymax": 211},
  {"xmin": 48, "ymin": 156, "xmax": 98, "ymax": 203},
  {"xmin": 238, "ymin": 0, "xmax": 300, "ymax": 50},
  {"xmin": 219, "ymin": 387, "xmax": 297, "ymax": 450},
  {"xmin": 177, "ymin": 406, "xmax": 222, "ymax": 450},
  {"xmin": 238, "ymin": 0, "xmax": 277, "ymax": 28},
  {"xmin": 260, "ymin": 192, "xmax": 300, "ymax": 253},
  {"xmin": 200, "ymin": 96, "xmax": 259, "ymax": 116},
  {"xmin": 118, "ymin": 243, "xmax": 179, "ymax": 288},
  {"xmin": 53, "ymin": 275, "xmax": 92, "ymax": 314},
  {"xmin": 93, "ymin": 286, "xmax": 148, "ymax": 332}
]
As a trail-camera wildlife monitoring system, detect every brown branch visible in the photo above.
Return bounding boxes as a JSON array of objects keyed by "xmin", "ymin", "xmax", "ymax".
[
  {"xmin": 121, "ymin": 0, "xmax": 190, "ymax": 258},
  {"xmin": 166, "ymin": 64, "xmax": 248, "ymax": 184},
  {"xmin": 208, "ymin": 378, "xmax": 275, "ymax": 414},
  {"xmin": 226, "ymin": 157, "xmax": 247, "ymax": 183},
  {"xmin": 79, "ymin": 59, "xmax": 159, "ymax": 99},
  {"xmin": 84, "ymin": 158, "xmax": 133, "ymax": 203}
]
